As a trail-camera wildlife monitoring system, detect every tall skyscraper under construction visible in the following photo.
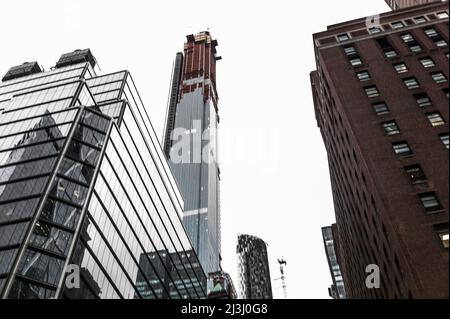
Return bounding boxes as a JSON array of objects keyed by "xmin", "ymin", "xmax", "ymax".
[
  {"xmin": 385, "ymin": 0, "xmax": 443, "ymax": 10},
  {"xmin": 163, "ymin": 31, "xmax": 222, "ymax": 275}
]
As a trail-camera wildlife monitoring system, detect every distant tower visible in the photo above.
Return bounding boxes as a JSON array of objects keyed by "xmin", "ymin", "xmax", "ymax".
[
  {"xmin": 162, "ymin": 31, "xmax": 222, "ymax": 275},
  {"xmin": 236, "ymin": 234, "xmax": 273, "ymax": 299}
]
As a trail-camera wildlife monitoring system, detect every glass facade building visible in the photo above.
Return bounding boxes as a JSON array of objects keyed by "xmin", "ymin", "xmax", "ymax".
[
  {"xmin": 322, "ymin": 225, "xmax": 346, "ymax": 299},
  {"xmin": 207, "ymin": 271, "xmax": 237, "ymax": 299},
  {"xmin": 236, "ymin": 234, "xmax": 273, "ymax": 299},
  {"xmin": 0, "ymin": 49, "xmax": 206, "ymax": 299},
  {"xmin": 163, "ymin": 32, "xmax": 222, "ymax": 275}
]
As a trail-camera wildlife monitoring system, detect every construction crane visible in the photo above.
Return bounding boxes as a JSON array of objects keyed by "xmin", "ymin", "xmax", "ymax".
[{"xmin": 277, "ymin": 258, "xmax": 287, "ymax": 299}]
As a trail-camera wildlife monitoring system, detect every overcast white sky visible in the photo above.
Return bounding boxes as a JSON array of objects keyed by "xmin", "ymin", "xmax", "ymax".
[{"xmin": 0, "ymin": 0, "xmax": 390, "ymax": 298}]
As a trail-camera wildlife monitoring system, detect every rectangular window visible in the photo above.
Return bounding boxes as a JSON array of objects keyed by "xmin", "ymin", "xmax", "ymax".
[
  {"xmin": 420, "ymin": 57, "xmax": 435, "ymax": 68},
  {"xmin": 350, "ymin": 58, "xmax": 363, "ymax": 66},
  {"xmin": 435, "ymin": 39, "xmax": 448, "ymax": 48},
  {"xmin": 364, "ymin": 86, "xmax": 379, "ymax": 98},
  {"xmin": 356, "ymin": 71, "xmax": 371, "ymax": 81},
  {"xmin": 424, "ymin": 28, "xmax": 438, "ymax": 38},
  {"xmin": 414, "ymin": 93, "xmax": 432, "ymax": 107},
  {"xmin": 443, "ymin": 88, "xmax": 449, "ymax": 98},
  {"xmin": 391, "ymin": 21, "xmax": 405, "ymax": 29},
  {"xmin": 344, "ymin": 46, "xmax": 363, "ymax": 67},
  {"xmin": 373, "ymin": 102, "xmax": 390, "ymax": 115},
  {"xmin": 413, "ymin": 16, "xmax": 427, "ymax": 24},
  {"xmin": 393, "ymin": 141, "xmax": 412, "ymax": 156},
  {"xmin": 403, "ymin": 77, "xmax": 419, "ymax": 89},
  {"xmin": 401, "ymin": 33, "xmax": 414, "ymax": 42},
  {"xmin": 427, "ymin": 112, "xmax": 445, "ymax": 126},
  {"xmin": 385, "ymin": 50, "xmax": 398, "ymax": 58},
  {"xmin": 401, "ymin": 33, "xmax": 423, "ymax": 53},
  {"xmin": 439, "ymin": 133, "xmax": 449, "ymax": 149},
  {"xmin": 434, "ymin": 224, "xmax": 449, "ymax": 248},
  {"xmin": 431, "ymin": 72, "xmax": 447, "ymax": 84},
  {"xmin": 369, "ymin": 27, "xmax": 382, "ymax": 34},
  {"xmin": 394, "ymin": 63, "xmax": 408, "ymax": 73},
  {"xmin": 344, "ymin": 46, "xmax": 356, "ymax": 56},
  {"xmin": 404, "ymin": 164, "xmax": 427, "ymax": 183},
  {"xmin": 382, "ymin": 121, "xmax": 400, "ymax": 135},
  {"xmin": 337, "ymin": 33, "xmax": 350, "ymax": 42},
  {"xmin": 377, "ymin": 38, "xmax": 398, "ymax": 58},
  {"xmin": 419, "ymin": 192, "xmax": 443, "ymax": 213},
  {"xmin": 424, "ymin": 28, "xmax": 448, "ymax": 47},
  {"xmin": 436, "ymin": 12, "xmax": 449, "ymax": 19}
]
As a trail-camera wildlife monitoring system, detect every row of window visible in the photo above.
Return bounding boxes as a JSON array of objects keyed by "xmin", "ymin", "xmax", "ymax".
[
  {"xmin": 392, "ymin": 54, "xmax": 450, "ymax": 74},
  {"xmin": 336, "ymin": 11, "xmax": 449, "ymax": 42},
  {"xmin": 392, "ymin": 133, "xmax": 449, "ymax": 159},
  {"xmin": 344, "ymin": 28, "xmax": 448, "ymax": 70},
  {"xmin": 370, "ymin": 87, "xmax": 447, "ymax": 117},
  {"xmin": 362, "ymin": 71, "xmax": 447, "ymax": 96},
  {"xmin": 380, "ymin": 113, "xmax": 446, "ymax": 137}
]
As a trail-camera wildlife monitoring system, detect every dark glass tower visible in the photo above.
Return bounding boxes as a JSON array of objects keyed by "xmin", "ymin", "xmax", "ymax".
[
  {"xmin": 0, "ymin": 49, "xmax": 206, "ymax": 299},
  {"xmin": 162, "ymin": 31, "xmax": 222, "ymax": 275},
  {"xmin": 236, "ymin": 234, "xmax": 273, "ymax": 299},
  {"xmin": 322, "ymin": 225, "xmax": 346, "ymax": 299}
]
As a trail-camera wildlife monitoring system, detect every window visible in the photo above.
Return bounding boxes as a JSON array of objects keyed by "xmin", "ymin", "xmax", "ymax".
[
  {"xmin": 443, "ymin": 88, "xmax": 449, "ymax": 98},
  {"xmin": 414, "ymin": 93, "xmax": 432, "ymax": 107},
  {"xmin": 404, "ymin": 164, "xmax": 427, "ymax": 183},
  {"xmin": 344, "ymin": 46, "xmax": 363, "ymax": 67},
  {"xmin": 364, "ymin": 86, "xmax": 379, "ymax": 98},
  {"xmin": 431, "ymin": 72, "xmax": 447, "ymax": 84},
  {"xmin": 401, "ymin": 33, "xmax": 423, "ymax": 53},
  {"xmin": 369, "ymin": 27, "xmax": 382, "ymax": 34},
  {"xmin": 419, "ymin": 192, "xmax": 443, "ymax": 213},
  {"xmin": 426, "ymin": 112, "xmax": 445, "ymax": 126},
  {"xmin": 439, "ymin": 133, "xmax": 449, "ymax": 149},
  {"xmin": 435, "ymin": 39, "xmax": 448, "ymax": 47},
  {"xmin": 392, "ymin": 141, "xmax": 412, "ymax": 156},
  {"xmin": 434, "ymin": 224, "xmax": 449, "ymax": 249},
  {"xmin": 413, "ymin": 16, "xmax": 427, "ymax": 24},
  {"xmin": 356, "ymin": 71, "xmax": 371, "ymax": 81},
  {"xmin": 373, "ymin": 102, "xmax": 390, "ymax": 115},
  {"xmin": 385, "ymin": 49, "xmax": 398, "ymax": 58},
  {"xmin": 377, "ymin": 38, "xmax": 398, "ymax": 58},
  {"xmin": 436, "ymin": 11, "xmax": 449, "ymax": 19},
  {"xmin": 337, "ymin": 33, "xmax": 350, "ymax": 42},
  {"xmin": 424, "ymin": 28, "xmax": 438, "ymax": 38},
  {"xmin": 424, "ymin": 28, "xmax": 448, "ymax": 47},
  {"xmin": 391, "ymin": 21, "xmax": 405, "ymax": 29},
  {"xmin": 394, "ymin": 63, "xmax": 408, "ymax": 73},
  {"xmin": 420, "ymin": 57, "xmax": 435, "ymax": 68},
  {"xmin": 403, "ymin": 77, "xmax": 419, "ymax": 89},
  {"xmin": 401, "ymin": 33, "xmax": 414, "ymax": 42},
  {"xmin": 382, "ymin": 121, "xmax": 400, "ymax": 135},
  {"xmin": 344, "ymin": 46, "xmax": 356, "ymax": 56},
  {"xmin": 350, "ymin": 58, "xmax": 363, "ymax": 66}
]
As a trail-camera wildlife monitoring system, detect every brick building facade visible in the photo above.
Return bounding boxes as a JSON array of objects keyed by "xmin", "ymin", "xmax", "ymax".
[{"xmin": 311, "ymin": 2, "xmax": 449, "ymax": 298}]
